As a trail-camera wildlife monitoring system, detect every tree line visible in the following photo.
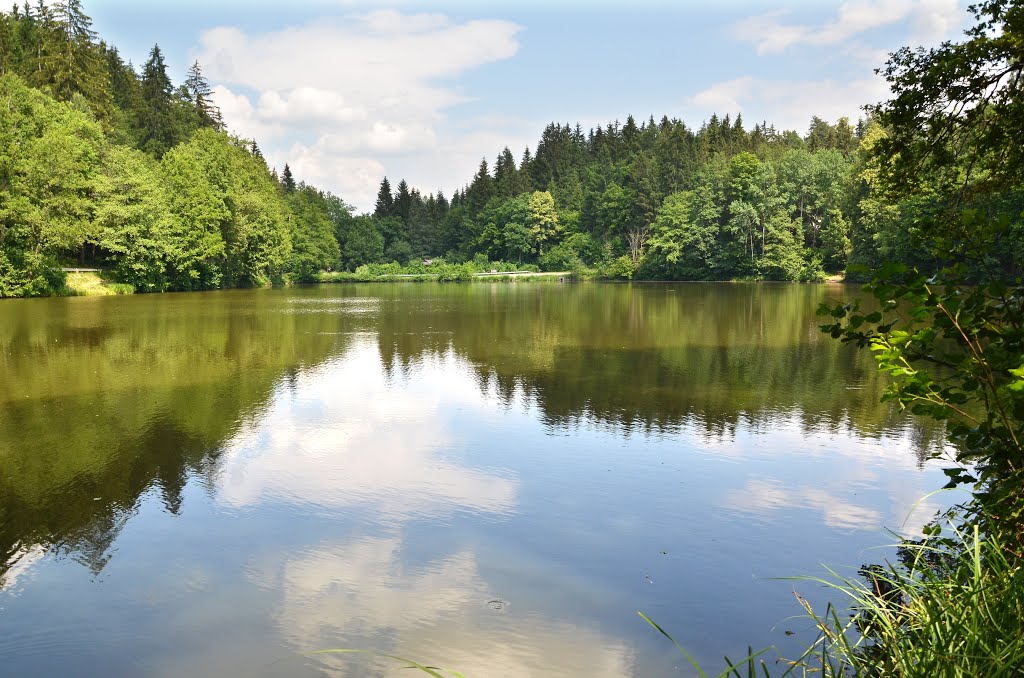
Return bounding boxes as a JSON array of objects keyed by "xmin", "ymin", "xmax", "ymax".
[
  {"xmin": 352, "ymin": 107, "xmax": 966, "ymax": 282},
  {"xmin": 5, "ymin": 1, "xmax": 1011, "ymax": 298},
  {"xmin": 363, "ymin": 115, "xmax": 870, "ymax": 280}
]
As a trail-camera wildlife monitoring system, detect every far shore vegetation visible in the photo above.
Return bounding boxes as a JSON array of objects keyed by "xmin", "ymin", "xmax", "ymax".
[{"xmin": 4, "ymin": 1, "xmax": 919, "ymax": 300}]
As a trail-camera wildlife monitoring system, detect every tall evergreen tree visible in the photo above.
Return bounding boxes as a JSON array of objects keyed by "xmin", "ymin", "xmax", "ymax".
[
  {"xmin": 465, "ymin": 159, "xmax": 495, "ymax": 218},
  {"xmin": 281, "ymin": 164, "xmax": 296, "ymax": 192},
  {"xmin": 250, "ymin": 140, "xmax": 266, "ymax": 167},
  {"xmin": 494, "ymin": 147, "xmax": 519, "ymax": 198},
  {"xmin": 42, "ymin": 0, "xmax": 111, "ymax": 120},
  {"xmin": 393, "ymin": 179, "xmax": 412, "ymax": 224},
  {"xmin": 136, "ymin": 44, "xmax": 178, "ymax": 158},
  {"xmin": 184, "ymin": 60, "xmax": 222, "ymax": 130},
  {"xmin": 374, "ymin": 177, "xmax": 394, "ymax": 218}
]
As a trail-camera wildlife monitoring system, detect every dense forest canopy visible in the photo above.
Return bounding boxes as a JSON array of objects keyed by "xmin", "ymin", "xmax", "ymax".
[{"xmin": 2, "ymin": 1, "xmax": 1019, "ymax": 297}]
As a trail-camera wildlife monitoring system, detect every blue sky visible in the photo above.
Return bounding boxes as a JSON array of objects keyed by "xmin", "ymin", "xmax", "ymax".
[{"xmin": 85, "ymin": 0, "xmax": 971, "ymax": 211}]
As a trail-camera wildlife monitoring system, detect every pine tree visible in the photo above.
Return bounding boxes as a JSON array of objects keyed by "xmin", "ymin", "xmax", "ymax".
[
  {"xmin": 184, "ymin": 60, "xmax": 223, "ymax": 130},
  {"xmin": 250, "ymin": 140, "xmax": 266, "ymax": 166},
  {"xmin": 394, "ymin": 179, "xmax": 412, "ymax": 223},
  {"xmin": 136, "ymin": 44, "xmax": 179, "ymax": 158},
  {"xmin": 281, "ymin": 164, "xmax": 296, "ymax": 192},
  {"xmin": 466, "ymin": 159, "xmax": 495, "ymax": 217},
  {"xmin": 43, "ymin": 0, "xmax": 111, "ymax": 120},
  {"xmin": 374, "ymin": 177, "xmax": 394, "ymax": 218},
  {"xmin": 494, "ymin": 147, "xmax": 519, "ymax": 198}
]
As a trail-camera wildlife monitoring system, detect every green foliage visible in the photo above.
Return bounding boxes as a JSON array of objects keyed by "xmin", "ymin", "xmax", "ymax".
[
  {"xmin": 157, "ymin": 130, "xmax": 292, "ymax": 290},
  {"xmin": 821, "ymin": 1, "xmax": 1024, "ymax": 542},
  {"xmin": 645, "ymin": 191, "xmax": 716, "ymax": 279},
  {"xmin": 0, "ymin": 1, "xmax": 979, "ymax": 294},
  {"xmin": 340, "ymin": 216, "xmax": 385, "ymax": 270},
  {"xmin": 136, "ymin": 44, "xmax": 181, "ymax": 158},
  {"xmin": 820, "ymin": 257, "xmax": 1024, "ymax": 538},
  {"xmin": 159, "ymin": 130, "xmax": 231, "ymax": 289},
  {"xmin": 286, "ymin": 186, "xmax": 341, "ymax": 282},
  {"xmin": 599, "ymin": 255, "xmax": 635, "ymax": 280},
  {"xmin": 871, "ymin": 0, "xmax": 1024, "ymax": 200},
  {"xmin": 0, "ymin": 73, "xmax": 101, "ymax": 296},
  {"xmin": 538, "ymin": 241, "xmax": 580, "ymax": 271},
  {"xmin": 92, "ymin": 145, "xmax": 174, "ymax": 291}
]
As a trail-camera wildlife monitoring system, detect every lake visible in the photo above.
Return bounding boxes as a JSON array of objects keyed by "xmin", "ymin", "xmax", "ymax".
[{"xmin": 0, "ymin": 282, "xmax": 949, "ymax": 676}]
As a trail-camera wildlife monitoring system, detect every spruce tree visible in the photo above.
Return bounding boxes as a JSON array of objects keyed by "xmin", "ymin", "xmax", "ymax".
[
  {"xmin": 494, "ymin": 147, "xmax": 518, "ymax": 198},
  {"xmin": 43, "ymin": 0, "xmax": 111, "ymax": 120},
  {"xmin": 184, "ymin": 60, "xmax": 223, "ymax": 130},
  {"xmin": 136, "ymin": 44, "xmax": 178, "ymax": 158},
  {"xmin": 394, "ymin": 179, "xmax": 412, "ymax": 223},
  {"xmin": 374, "ymin": 177, "xmax": 394, "ymax": 218},
  {"xmin": 518, "ymin": 147, "xmax": 535, "ymax": 193},
  {"xmin": 250, "ymin": 140, "xmax": 266, "ymax": 166},
  {"xmin": 282, "ymin": 163, "xmax": 296, "ymax": 192},
  {"xmin": 465, "ymin": 159, "xmax": 495, "ymax": 217}
]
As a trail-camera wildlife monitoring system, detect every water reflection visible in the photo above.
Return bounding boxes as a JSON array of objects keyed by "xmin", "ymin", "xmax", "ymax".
[
  {"xmin": 216, "ymin": 339, "xmax": 518, "ymax": 522},
  {"xmin": 0, "ymin": 283, "xmax": 953, "ymax": 675},
  {"xmin": 253, "ymin": 537, "xmax": 637, "ymax": 678}
]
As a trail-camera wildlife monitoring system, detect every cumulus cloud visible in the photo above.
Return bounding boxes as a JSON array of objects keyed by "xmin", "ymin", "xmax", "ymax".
[
  {"xmin": 732, "ymin": 0, "xmax": 965, "ymax": 55},
  {"xmin": 216, "ymin": 336, "xmax": 518, "ymax": 523},
  {"xmin": 248, "ymin": 536, "xmax": 637, "ymax": 677},
  {"xmin": 193, "ymin": 10, "xmax": 523, "ymax": 210},
  {"xmin": 688, "ymin": 75, "xmax": 888, "ymax": 133},
  {"xmin": 721, "ymin": 479, "xmax": 883, "ymax": 530}
]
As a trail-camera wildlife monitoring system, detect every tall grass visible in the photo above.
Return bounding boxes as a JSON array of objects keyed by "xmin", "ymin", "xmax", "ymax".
[
  {"xmin": 61, "ymin": 271, "xmax": 135, "ymax": 296},
  {"xmin": 641, "ymin": 522, "xmax": 1024, "ymax": 677}
]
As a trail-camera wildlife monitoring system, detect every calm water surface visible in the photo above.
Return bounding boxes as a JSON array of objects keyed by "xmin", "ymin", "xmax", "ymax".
[{"xmin": 0, "ymin": 283, "xmax": 949, "ymax": 676}]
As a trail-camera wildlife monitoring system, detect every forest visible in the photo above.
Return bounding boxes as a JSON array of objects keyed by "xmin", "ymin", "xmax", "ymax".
[{"xmin": 1, "ymin": 1, "xmax": 1019, "ymax": 298}]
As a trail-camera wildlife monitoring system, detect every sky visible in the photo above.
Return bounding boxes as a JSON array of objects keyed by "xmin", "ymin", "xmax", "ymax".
[{"xmin": 84, "ymin": 0, "xmax": 972, "ymax": 212}]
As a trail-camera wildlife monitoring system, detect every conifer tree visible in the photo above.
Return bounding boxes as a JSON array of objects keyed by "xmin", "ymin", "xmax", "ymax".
[
  {"xmin": 517, "ymin": 148, "xmax": 535, "ymax": 193},
  {"xmin": 42, "ymin": 0, "xmax": 111, "ymax": 120},
  {"xmin": 184, "ymin": 60, "xmax": 222, "ymax": 130},
  {"xmin": 393, "ymin": 179, "xmax": 412, "ymax": 224},
  {"xmin": 494, "ymin": 147, "xmax": 519, "ymax": 198},
  {"xmin": 374, "ymin": 177, "xmax": 394, "ymax": 218},
  {"xmin": 250, "ymin": 140, "xmax": 265, "ymax": 166},
  {"xmin": 281, "ymin": 163, "xmax": 296, "ymax": 192},
  {"xmin": 465, "ymin": 159, "xmax": 495, "ymax": 217},
  {"xmin": 136, "ymin": 44, "xmax": 178, "ymax": 158}
]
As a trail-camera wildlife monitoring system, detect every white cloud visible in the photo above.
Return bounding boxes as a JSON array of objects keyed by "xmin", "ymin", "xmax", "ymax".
[
  {"xmin": 245, "ymin": 536, "xmax": 636, "ymax": 677},
  {"xmin": 689, "ymin": 75, "xmax": 887, "ymax": 132},
  {"xmin": 216, "ymin": 337, "xmax": 518, "ymax": 523},
  {"xmin": 285, "ymin": 144, "xmax": 387, "ymax": 211},
  {"xmin": 0, "ymin": 544, "xmax": 47, "ymax": 593},
  {"xmin": 194, "ymin": 11, "xmax": 523, "ymax": 210},
  {"xmin": 909, "ymin": 0, "xmax": 964, "ymax": 43},
  {"xmin": 733, "ymin": 0, "xmax": 965, "ymax": 55},
  {"xmin": 722, "ymin": 479, "xmax": 883, "ymax": 530}
]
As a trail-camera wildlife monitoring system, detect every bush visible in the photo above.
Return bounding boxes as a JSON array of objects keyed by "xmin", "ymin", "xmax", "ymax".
[
  {"xmin": 598, "ymin": 255, "xmax": 635, "ymax": 280},
  {"xmin": 436, "ymin": 263, "xmax": 473, "ymax": 282},
  {"xmin": 539, "ymin": 242, "xmax": 581, "ymax": 272}
]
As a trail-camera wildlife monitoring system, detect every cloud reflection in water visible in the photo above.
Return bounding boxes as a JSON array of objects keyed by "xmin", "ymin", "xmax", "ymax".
[{"xmin": 216, "ymin": 339, "xmax": 518, "ymax": 523}]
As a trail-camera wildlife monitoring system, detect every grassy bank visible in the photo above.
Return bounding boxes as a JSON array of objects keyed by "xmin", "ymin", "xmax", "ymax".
[
  {"xmin": 314, "ymin": 260, "xmax": 570, "ymax": 284},
  {"xmin": 62, "ymin": 271, "xmax": 135, "ymax": 296}
]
